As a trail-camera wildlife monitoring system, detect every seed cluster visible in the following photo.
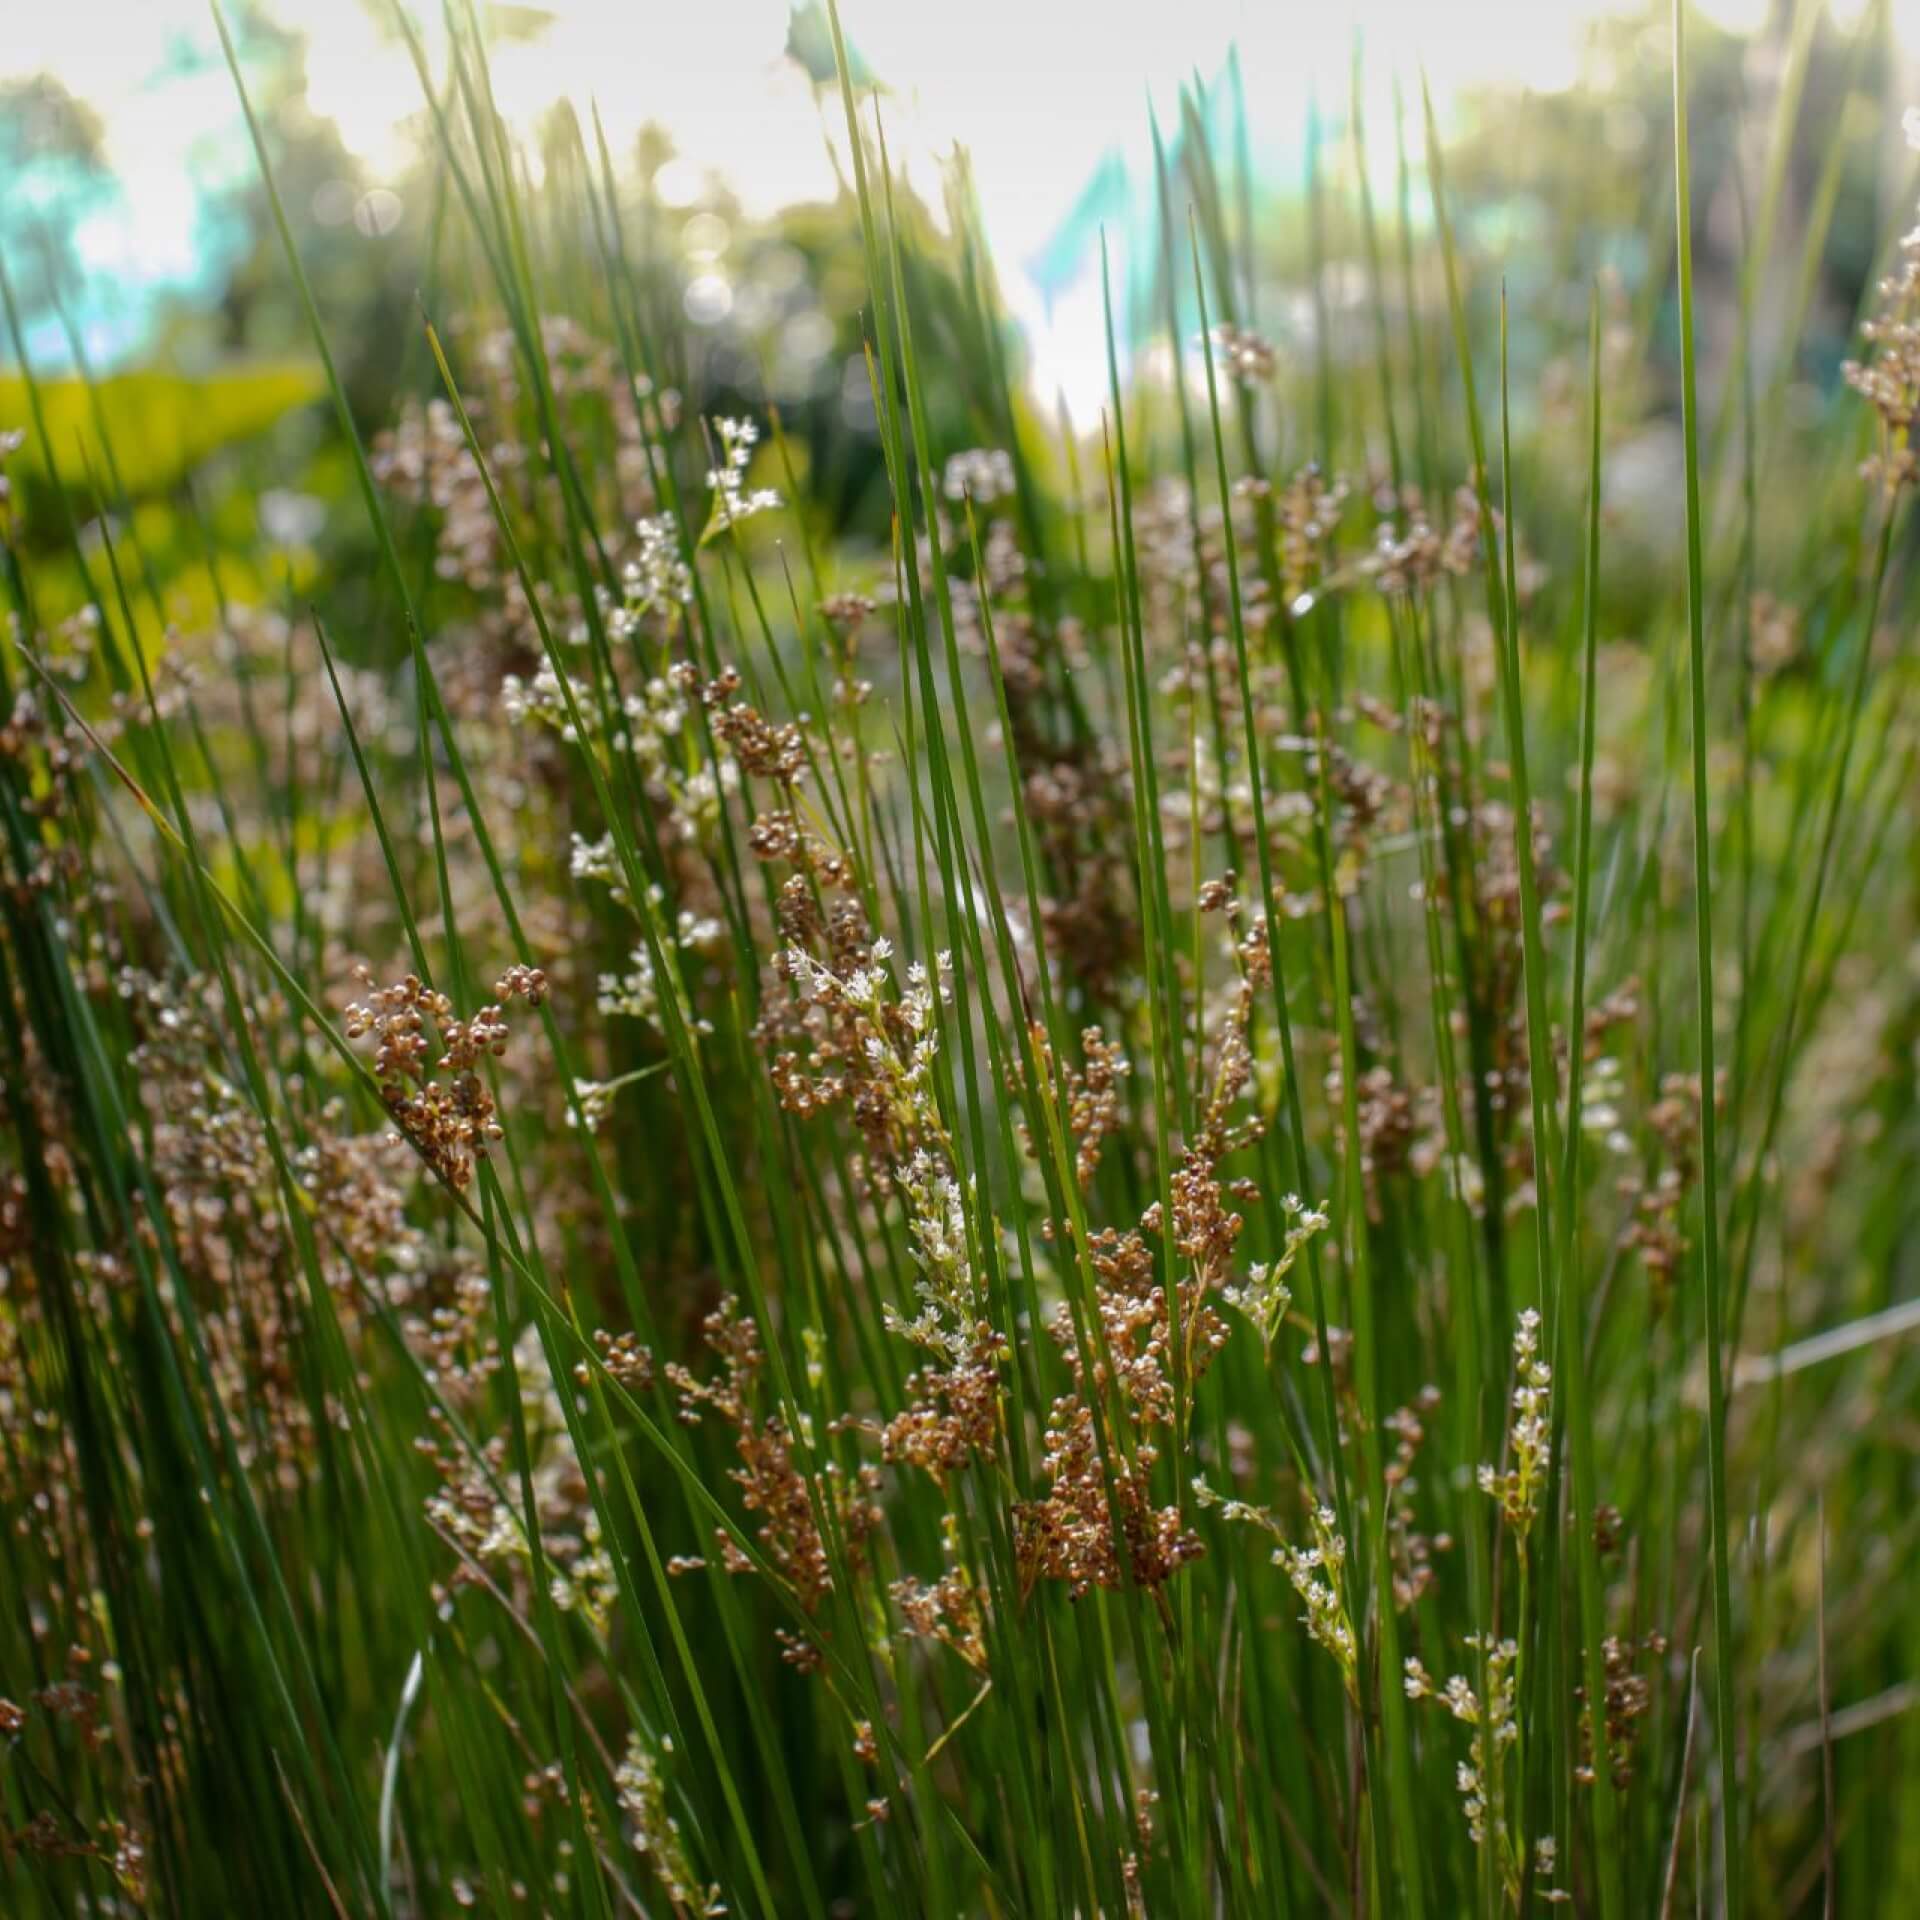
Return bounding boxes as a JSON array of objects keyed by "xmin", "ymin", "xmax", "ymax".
[{"xmin": 344, "ymin": 966, "xmax": 548, "ymax": 1191}]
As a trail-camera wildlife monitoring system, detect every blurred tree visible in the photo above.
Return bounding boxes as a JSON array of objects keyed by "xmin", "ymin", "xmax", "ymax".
[{"xmin": 0, "ymin": 76, "xmax": 116, "ymax": 334}]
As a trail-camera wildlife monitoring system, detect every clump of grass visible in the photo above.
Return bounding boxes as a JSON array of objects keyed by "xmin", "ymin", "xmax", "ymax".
[{"xmin": 1, "ymin": 1, "xmax": 1917, "ymax": 1913}]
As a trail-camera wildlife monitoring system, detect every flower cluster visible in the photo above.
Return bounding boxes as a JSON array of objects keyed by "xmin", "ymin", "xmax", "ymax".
[
  {"xmin": 891, "ymin": 1526, "xmax": 989, "ymax": 1670},
  {"xmin": 668, "ymin": 1297, "xmax": 880, "ymax": 1623},
  {"xmin": 1221, "ymin": 1192, "xmax": 1328, "ymax": 1347},
  {"xmin": 1359, "ymin": 484, "xmax": 1482, "ymax": 596},
  {"xmin": 1280, "ymin": 1504, "xmax": 1358, "ymax": 1688},
  {"xmin": 1016, "ymin": 1401, "xmax": 1205, "ymax": 1601},
  {"xmin": 1576, "ymin": 1631, "xmax": 1665, "ymax": 1790},
  {"xmin": 773, "ymin": 938, "xmax": 959, "ymax": 1300},
  {"xmin": 1478, "ymin": 1308, "xmax": 1551, "ymax": 1533},
  {"xmin": 941, "ymin": 446, "xmax": 1015, "ymax": 504},
  {"xmin": 1405, "ymin": 1636, "xmax": 1568, "ymax": 1901},
  {"xmin": 1405, "ymin": 1636, "xmax": 1519, "ymax": 1848},
  {"xmin": 342, "ymin": 966, "xmax": 548, "ymax": 1191},
  {"xmin": 616, "ymin": 1731, "xmax": 725, "ymax": 1916},
  {"xmin": 621, "ymin": 512, "xmax": 694, "ymax": 617},
  {"xmin": 1844, "ymin": 129, "xmax": 1920, "ymax": 493},
  {"xmin": 1062, "ymin": 1025, "xmax": 1131, "ymax": 1189},
  {"xmin": 705, "ymin": 416, "xmax": 782, "ymax": 532},
  {"xmin": 1209, "ymin": 324, "xmax": 1276, "ymax": 383},
  {"xmin": 1197, "ymin": 1482, "xmax": 1359, "ymax": 1693}
]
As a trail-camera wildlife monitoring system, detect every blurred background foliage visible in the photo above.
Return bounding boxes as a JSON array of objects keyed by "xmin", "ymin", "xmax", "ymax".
[{"xmin": 0, "ymin": 0, "xmax": 1910, "ymax": 662}]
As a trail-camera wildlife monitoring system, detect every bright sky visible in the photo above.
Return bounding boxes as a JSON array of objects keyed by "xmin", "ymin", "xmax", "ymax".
[{"xmin": 6, "ymin": 0, "xmax": 1905, "ymax": 406}]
